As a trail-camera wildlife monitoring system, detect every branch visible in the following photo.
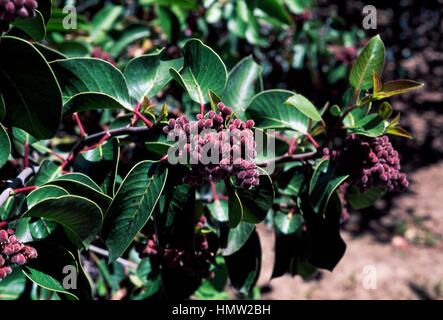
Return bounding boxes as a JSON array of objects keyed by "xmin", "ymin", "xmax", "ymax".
[
  {"xmin": 256, "ymin": 151, "xmax": 317, "ymax": 166},
  {"xmin": 63, "ymin": 126, "xmax": 153, "ymax": 169},
  {"xmin": 0, "ymin": 167, "xmax": 35, "ymax": 208},
  {"xmin": 88, "ymin": 245, "xmax": 138, "ymax": 270}
]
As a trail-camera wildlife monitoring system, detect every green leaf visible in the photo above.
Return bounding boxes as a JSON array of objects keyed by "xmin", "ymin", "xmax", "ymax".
[
  {"xmin": 124, "ymin": 50, "xmax": 183, "ymax": 101},
  {"xmin": 46, "ymin": 174, "xmax": 112, "ymax": 212},
  {"xmin": 207, "ymin": 199, "xmax": 228, "ymax": 222},
  {"xmin": 251, "ymin": 0, "xmax": 292, "ymax": 25},
  {"xmin": 302, "ymin": 193, "xmax": 346, "ymax": 271},
  {"xmin": 274, "ymin": 212, "xmax": 304, "ymax": 235},
  {"xmin": 27, "ymin": 185, "xmax": 69, "ymax": 209},
  {"xmin": 23, "ymin": 195, "xmax": 103, "ymax": 248},
  {"xmin": 377, "ymin": 102, "xmax": 393, "ymax": 119},
  {"xmin": 73, "ymin": 138, "xmax": 120, "ymax": 196},
  {"xmin": 33, "ymin": 43, "xmax": 67, "ymax": 62},
  {"xmin": 225, "ymin": 229, "xmax": 261, "ymax": 295},
  {"xmin": 348, "ymin": 113, "xmax": 386, "ymax": 137},
  {"xmin": 235, "ymin": 170, "xmax": 275, "ymax": 224},
  {"xmin": 50, "ymin": 58, "xmax": 132, "ymax": 115},
  {"xmin": 0, "ymin": 268, "xmax": 26, "ymax": 300},
  {"xmin": 347, "ymin": 185, "xmax": 386, "ymax": 210},
  {"xmin": 90, "ymin": 5, "xmax": 124, "ymax": 41},
  {"xmin": 27, "ymin": 160, "xmax": 61, "ymax": 186},
  {"xmin": 349, "ymin": 35, "xmax": 385, "ymax": 91},
  {"xmin": 374, "ymin": 79, "xmax": 424, "ymax": 99},
  {"xmin": 221, "ymin": 56, "xmax": 262, "ymax": 119},
  {"xmin": 22, "ymin": 241, "xmax": 80, "ymax": 300},
  {"xmin": 386, "ymin": 126, "xmax": 413, "ymax": 139},
  {"xmin": 285, "ymin": 93, "xmax": 322, "ymax": 122},
  {"xmin": 108, "ymin": 24, "xmax": 150, "ymax": 58},
  {"xmin": 11, "ymin": 10, "xmax": 46, "ymax": 41},
  {"xmin": 0, "ymin": 36, "xmax": 62, "ymax": 139},
  {"xmin": 226, "ymin": 181, "xmax": 243, "ymax": 228},
  {"xmin": 170, "ymin": 39, "xmax": 227, "ymax": 105},
  {"xmin": 102, "ymin": 161, "xmax": 168, "ymax": 262},
  {"xmin": 220, "ymin": 222, "xmax": 255, "ymax": 256},
  {"xmin": 0, "ymin": 123, "xmax": 11, "ymax": 169},
  {"xmin": 246, "ymin": 89, "xmax": 309, "ymax": 133},
  {"xmin": 309, "ymin": 159, "xmax": 348, "ymax": 216},
  {"xmin": 139, "ymin": 0, "xmax": 197, "ymax": 9}
]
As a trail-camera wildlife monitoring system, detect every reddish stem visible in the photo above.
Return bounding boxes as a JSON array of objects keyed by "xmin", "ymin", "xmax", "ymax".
[
  {"xmin": 13, "ymin": 186, "xmax": 38, "ymax": 194},
  {"xmin": 73, "ymin": 112, "xmax": 87, "ymax": 137},
  {"xmin": 160, "ymin": 154, "xmax": 168, "ymax": 162},
  {"xmin": 0, "ymin": 221, "xmax": 8, "ymax": 228},
  {"xmin": 131, "ymin": 101, "xmax": 143, "ymax": 126},
  {"xmin": 132, "ymin": 109, "xmax": 153, "ymax": 128},
  {"xmin": 288, "ymin": 138, "xmax": 297, "ymax": 156},
  {"xmin": 60, "ymin": 153, "xmax": 74, "ymax": 171},
  {"xmin": 82, "ymin": 132, "xmax": 111, "ymax": 152},
  {"xmin": 24, "ymin": 142, "xmax": 29, "ymax": 168},
  {"xmin": 210, "ymin": 178, "xmax": 218, "ymax": 201},
  {"xmin": 46, "ymin": 148, "xmax": 65, "ymax": 161},
  {"xmin": 305, "ymin": 133, "xmax": 319, "ymax": 149}
]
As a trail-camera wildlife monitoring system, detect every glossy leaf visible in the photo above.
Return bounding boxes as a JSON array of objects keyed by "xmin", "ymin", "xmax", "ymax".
[
  {"xmin": 0, "ymin": 123, "xmax": 10, "ymax": 169},
  {"xmin": 309, "ymin": 159, "xmax": 348, "ymax": 216},
  {"xmin": 124, "ymin": 51, "xmax": 183, "ymax": 101},
  {"xmin": 0, "ymin": 269, "xmax": 26, "ymax": 300},
  {"xmin": 226, "ymin": 182, "xmax": 243, "ymax": 228},
  {"xmin": 246, "ymin": 90, "xmax": 309, "ymax": 133},
  {"xmin": 22, "ymin": 241, "xmax": 80, "ymax": 300},
  {"xmin": 0, "ymin": 36, "xmax": 62, "ymax": 139},
  {"xmin": 220, "ymin": 222, "xmax": 255, "ymax": 256},
  {"xmin": 235, "ymin": 170, "xmax": 275, "ymax": 224},
  {"xmin": 46, "ymin": 174, "xmax": 112, "ymax": 212},
  {"xmin": 374, "ymin": 79, "xmax": 424, "ymax": 99},
  {"xmin": 23, "ymin": 195, "xmax": 103, "ymax": 248},
  {"xmin": 27, "ymin": 185, "xmax": 68, "ymax": 209},
  {"xmin": 207, "ymin": 199, "xmax": 228, "ymax": 222},
  {"xmin": 221, "ymin": 56, "xmax": 262, "ymax": 118},
  {"xmin": 12, "ymin": 10, "xmax": 46, "ymax": 41},
  {"xmin": 73, "ymin": 138, "xmax": 120, "ymax": 196},
  {"xmin": 225, "ymin": 229, "xmax": 261, "ymax": 295},
  {"xmin": 347, "ymin": 185, "xmax": 386, "ymax": 210},
  {"xmin": 50, "ymin": 58, "xmax": 132, "ymax": 114},
  {"xmin": 90, "ymin": 5, "xmax": 123, "ymax": 41},
  {"xmin": 102, "ymin": 161, "xmax": 168, "ymax": 262},
  {"xmin": 348, "ymin": 113, "xmax": 386, "ymax": 138},
  {"xmin": 274, "ymin": 212, "xmax": 304, "ymax": 235},
  {"xmin": 285, "ymin": 93, "xmax": 322, "ymax": 122},
  {"xmin": 170, "ymin": 39, "xmax": 227, "ymax": 105},
  {"xmin": 349, "ymin": 35, "xmax": 385, "ymax": 91}
]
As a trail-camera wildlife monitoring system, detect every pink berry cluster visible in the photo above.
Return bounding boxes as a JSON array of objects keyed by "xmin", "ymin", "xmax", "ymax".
[
  {"xmin": 91, "ymin": 47, "xmax": 116, "ymax": 66},
  {"xmin": 0, "ymin": 0, "xmax": 38, "ymax": 33},
  {"xmin": 0, "ymin": 223, "xmax": 38, "ymax": 280},
  {"xmin": 328, "ymin": 45, "xmax": 357, "ymax": 66},
  {"xmin": 163, "ymin": 102, "xmax": 260, "ymax": 190},
  {"xmin": 139, "ymin": 217, "xmax": 214, "ymax": 279},
  {"xmin": 341, "ymin": 135, "xmax": 409, "ymax": 192}
]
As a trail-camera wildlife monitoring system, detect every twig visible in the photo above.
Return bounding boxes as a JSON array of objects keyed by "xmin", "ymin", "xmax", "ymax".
[
  {"xmin": 62, "ymin": 126, "xmax": 153, "ymax": 169},
  {"xmin": 73, "ymin": 112, "xmax": 87, "ymax": 137},
  {"xmin": 0, "ymin": 167, "xmax": 35, "ymax": 208},
  {"xmin": 88, "ymin": 245, "xmax": 138, "ymax": 270}
]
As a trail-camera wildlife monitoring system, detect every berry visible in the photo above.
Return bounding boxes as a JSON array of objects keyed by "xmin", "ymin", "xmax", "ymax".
[
  {"xmin": 91, "ymin": 47, "xmax": 116, "ymax": 66},
  {"xmin": 0, "ymin": 0, "xmax": 37, "ymax": 33},
  {"xmin": 163, "ymin": 102, "xmax": 260, "ymax": 190},
  {"xmin": 339, "ymin": 135, "xmax": 409, "ymax": 192},
  {"xmin": 139, "ymin": 216, "xmax": 214, "ymax": 280},
  {"xmin": 0, "ymin": 222, "xmax": 38, "ymax": 281}
]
